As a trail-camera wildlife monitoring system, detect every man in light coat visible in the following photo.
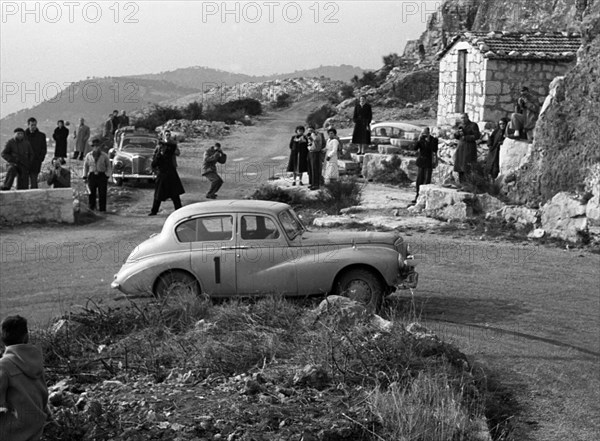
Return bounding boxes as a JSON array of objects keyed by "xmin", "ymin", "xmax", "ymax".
[{"xmin": 73, "ymin": 118, "xmax": 90, "ymax": 160}]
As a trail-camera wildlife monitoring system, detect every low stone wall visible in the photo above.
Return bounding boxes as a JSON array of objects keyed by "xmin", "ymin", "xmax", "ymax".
[{"xmin": 0, "ymin": 188, "xmax": 75, "ymax": 224}]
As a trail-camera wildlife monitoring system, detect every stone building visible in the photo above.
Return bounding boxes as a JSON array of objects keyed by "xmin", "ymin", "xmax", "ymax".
[{"xmin": 436, "ymin": 31, "xmax": 581, "ymax": 126}]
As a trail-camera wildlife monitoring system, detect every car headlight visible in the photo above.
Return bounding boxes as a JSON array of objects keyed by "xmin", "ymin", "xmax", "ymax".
[{"xmin": 114, "ymin": 160, "xmax": 124, "ymax": 170}]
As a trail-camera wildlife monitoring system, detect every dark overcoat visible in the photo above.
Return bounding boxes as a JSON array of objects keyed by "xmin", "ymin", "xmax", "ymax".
[
  {"xmin": 453, "ymin": 121, "xmax": 480, "ymax": 173},
  {"xmin": 486, "ymin": 127, "xmax": 505, "ymax": 178},
  {"xmin": 25, "ymin": 129, "xmax": 47, "ymax": 174},
  {"xmin": 53, "ymin": 126, "xmax": 69, "ymax": 158},
  {"xmin": 151, "ymin": 143, "xmax": 185, "ymax": 201},
  {"xmin": 287, "ymin": 134, "xmax": 309, "ymax": 173},
  {"xmin": 414, "ymin": 135, "xmax": 439, "ymax": 169},
  {"xmin": 351, "ymin": 103, "xmax": 372, "ymax": 144}
]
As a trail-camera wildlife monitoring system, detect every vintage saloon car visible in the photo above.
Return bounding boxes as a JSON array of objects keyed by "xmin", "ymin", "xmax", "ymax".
[
  {"xmin": 111, "ymin": 200, "xmax": 418, "ymax": 308},
  {"xmin": 109, "ymin": 128, "xmax": 159, "ymax": 185}
]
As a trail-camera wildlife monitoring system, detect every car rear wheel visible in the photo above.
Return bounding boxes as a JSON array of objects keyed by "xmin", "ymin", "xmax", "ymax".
[
  {"xmin": 155, "ymin": 271, "xmax": 200, "ymax": 299},
  {"xmin": 335, "ymin": 268, "xmax": 384, "ymax": 311}
]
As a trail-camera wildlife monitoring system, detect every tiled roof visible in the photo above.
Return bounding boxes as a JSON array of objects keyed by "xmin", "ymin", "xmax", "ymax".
[{"xmin": 437, "ymin": 31, "xmax": 581, "ymax": 61}]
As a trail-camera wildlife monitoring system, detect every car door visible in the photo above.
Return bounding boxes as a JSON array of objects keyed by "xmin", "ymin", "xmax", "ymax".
[
  {"xmin": 182, "ymin": 215, "xmax": 237, "ymax": 296},
  {"xmin": 235, "ymin": 213, "xmax": 298, "ymax": 295}
]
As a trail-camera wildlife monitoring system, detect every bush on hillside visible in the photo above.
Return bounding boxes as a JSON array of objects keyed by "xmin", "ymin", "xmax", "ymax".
[
  {"xmin": 134, "ymin": 104, "xmax": 183, "ymax": 130},
  {"xmin": 306, "ymin": 104, "xmax": 337, "ymax": 129}
]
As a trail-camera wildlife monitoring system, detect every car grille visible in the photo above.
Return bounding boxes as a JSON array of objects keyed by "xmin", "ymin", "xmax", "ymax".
[{"xmin": 132, "ymin": 156, "xmax": 148, "ymax": 174}]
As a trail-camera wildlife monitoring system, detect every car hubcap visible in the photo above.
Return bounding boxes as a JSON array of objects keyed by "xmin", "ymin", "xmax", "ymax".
[{"xmin": 344, "ymin": 279, "xmax": 372, "ymax": 304}]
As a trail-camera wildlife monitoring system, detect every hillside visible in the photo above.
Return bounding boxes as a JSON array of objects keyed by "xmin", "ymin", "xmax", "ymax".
[
  {"xmin": 133, "ymin": 65, "xmax": 364, "ymax": 90},
  {"xmin": 0, "ymin": 78, "xmax": 200, "ymax": 140}
]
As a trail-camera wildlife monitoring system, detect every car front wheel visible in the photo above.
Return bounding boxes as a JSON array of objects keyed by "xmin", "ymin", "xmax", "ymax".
[
  {"xmin": 335, "ymin": 268, "xmax": 384, "ymax": 311},
  {"xmin": 155, "ymin": 271, "xmax": 200, "ymax": 299}
]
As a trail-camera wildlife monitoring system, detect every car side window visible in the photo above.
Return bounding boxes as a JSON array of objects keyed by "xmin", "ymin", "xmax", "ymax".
[
  {"xmin": 240, "ymin": 215, "xmax": 280, "ymax": 240},
  {"xmin": 176, "ymin": 216, "xmax": 233, "ymax": 242}
]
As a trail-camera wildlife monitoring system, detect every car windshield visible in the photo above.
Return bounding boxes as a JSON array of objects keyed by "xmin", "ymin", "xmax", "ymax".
[
  {"xmin": 278, "ymin": 209, "xmax": 305, "ymax": 240},
  {"xmin": 122, "ymin": 137, "xmax": 158, "ymax": 149}
]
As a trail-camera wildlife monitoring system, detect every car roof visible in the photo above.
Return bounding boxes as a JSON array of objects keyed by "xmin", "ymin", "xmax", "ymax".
[
  {"xmin": 372, "ymin": 121, "xmax": 427, "ymax": 130},
  {"xmin": 164, "ymin": 200, "xmax": 292, "ymax": 225}
]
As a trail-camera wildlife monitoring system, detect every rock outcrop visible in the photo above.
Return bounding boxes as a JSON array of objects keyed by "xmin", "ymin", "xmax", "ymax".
[{"xmin": 540, "ymin": 192, "xmax": 589, "ymax": 242}]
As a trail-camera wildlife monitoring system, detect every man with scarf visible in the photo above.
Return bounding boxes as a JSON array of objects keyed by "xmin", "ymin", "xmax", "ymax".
[{"xmin": 83, "ymin": 138, "xmax": 112, "ymax": 212}]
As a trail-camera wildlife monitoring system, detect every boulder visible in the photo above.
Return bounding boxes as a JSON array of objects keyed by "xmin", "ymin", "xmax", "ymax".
[
  {"xmin": 399, "ymin": 156, "xmax": 419, "ymax": 182},
  {"xmin": 350, "ymin": 153, "xmax": 364, "ymax": 164},
  {"xmin": 541, "ymin": 192, "xmax": 588, "ymax": 242},
  {"xmin": 431, "ymin": 163, "xmax": 455, "ymax": 185},
  {"xmin": 499, "ymin": 138, "xmax": 533, "ymax": 180},
  {"xmin": 475, "ymin": 193, "xmax": 506, "ymax": 214},
  {"xmin": 413, "ymin": 185, "xmax": 476, "ymax": 220},
  {"xmin": 586, "ymin": 193, "xmax": 600, "ymax": 225},
  {"xmin": 361, "ymin": 154, "xmax": 397, "ymax": 180},
  {"xmin": 486, "ymin": 206, "xmax": 539, "ymax": 227},
  {"xmin": 528, "ymin": 228, "xmax": 546, "ymax": 239}
]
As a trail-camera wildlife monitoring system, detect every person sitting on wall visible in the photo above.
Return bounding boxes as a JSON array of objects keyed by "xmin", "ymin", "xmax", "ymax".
[
  {"xmin": 505, "ymin": 104, "xmax": 529, "ymax": 141},
  {"xmin": 507, "ymin": 86, "xmax": 540, "ymax": 141}
]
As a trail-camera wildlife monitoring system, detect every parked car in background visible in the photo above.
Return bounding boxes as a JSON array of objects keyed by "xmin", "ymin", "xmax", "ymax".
[
  {"xmin": 111, "ymin": 200, "xmax": 418, "ymax": 309},
  {"xmin": 371, "ymin": 122, "xmax": 424, "ymax": 148},
  {"xmin": 109, "ymin": 127, "xmax": 159, "ymax": 185},
  {"xmin": 340, "ymin": 121, "xmax": 427, "ymax": 151}
]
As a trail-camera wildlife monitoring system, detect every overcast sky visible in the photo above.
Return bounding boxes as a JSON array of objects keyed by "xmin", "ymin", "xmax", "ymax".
[{"xmin": 0, "ymin": 0, "xmax": 435, "ymax": 117}]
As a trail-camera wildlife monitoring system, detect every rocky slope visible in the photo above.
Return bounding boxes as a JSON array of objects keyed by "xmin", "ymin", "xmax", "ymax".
[{"xmin": 509, "ymin": 0, "xmax": 600, "ymax": 204}]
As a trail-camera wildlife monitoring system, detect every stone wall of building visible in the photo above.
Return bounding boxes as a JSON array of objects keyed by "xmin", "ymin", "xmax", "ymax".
[
  {"xmin": 482, "ymin": 59, "xmax": 573, "ymax": 123},
  {"xmin": 0, "ymin": 188, "xmax": 75, "ymax": 225},
  {"xmin": 437, "ymin": 42, "xmax": 575, "ymax": 126},
  {"xmin": 437, "ymin": 41, "xmax": 487, "ymax": 126}
]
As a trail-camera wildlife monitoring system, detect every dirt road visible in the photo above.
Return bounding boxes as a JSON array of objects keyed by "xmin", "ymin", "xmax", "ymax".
[{"xmin": 0, "ymin": 100, "xmax": 598, "ymax": 440}]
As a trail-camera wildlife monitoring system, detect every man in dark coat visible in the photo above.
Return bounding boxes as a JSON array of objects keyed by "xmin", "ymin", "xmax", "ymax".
[
  {"xmin": 149, "ymin": 141, "xmax": 185, "ymax": 215},
  {"xmin": 486, "ymin": 118, "xmax": 508, "ymax": 180},
  {"xmin": 1, "ymin": 128, "xmax": 34, "ymax": 190},
  {"xmin": 412, "ymin": 127, "xmax": 438, "ymax": 203},
  {"xmin": 110, "ymin": 110, "xmax": 120, "ymax": 137},
  {"xmin": 453, "ymin": 113, "xmax": 480, "ymax": 184},
  {"xmin": 202, "ymin": 142, "xmax": 225, "ymax": 199},
  {"xmin": 52, "ymin": 120, "xmax": 69, "ymax": 159},
  {"xmin": 119, "ymin": 110, "xmax": 130, "ymax": 128},
  {"xmin": 25, "ymin": 117, "xmax": 47, "ymax": 189},
  {"xmin": 351, "ymin": 95, "xmax": 372, "ymax": 155}
]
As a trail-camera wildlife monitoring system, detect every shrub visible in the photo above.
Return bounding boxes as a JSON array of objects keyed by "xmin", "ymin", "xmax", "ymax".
[
  {"xmin": 182, "ymin": 101, "xmax": 203, "ymax": 120},
  {"xmin": 274, "ymin": 93, "xmax": 292, "ymax": 108},
  {"xmin": 306, "ymin": 104, "xmax": 337, "ymax": 129},
  {"xmin": 321, "ymin": 177, "xmax": 363, "ymax": 214},
  {"xmin": 339, "ymin": 84, "xmax": 355, "ymax": 100},
  {"xmin": 249, "ymin": 184, "xmax": 301, "ymax": 205},
  {"xmin": 351, "ymin": 71, "xmax": 378, "ymax": 88},
  {"xmin": 134, "ymin": 104, "xmax": 183, "ymax": 130},
  {"xmin": 204, "ymin": 98, "xmax": 262, "ymax": 124}
]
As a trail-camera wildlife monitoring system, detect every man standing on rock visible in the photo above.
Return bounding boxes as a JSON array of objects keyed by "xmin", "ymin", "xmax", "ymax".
[
  {"xmin": 412, "ymin": 127, "xmax": 438, "ymax": 203},
  {"xmin": 1, "ymin": 128, "xmax": 34, "ymax": 190},
  {"xmin": 202, "ymin": 142, "xmax": 226, "ymax": 199},
  {"xmin": 24, "ymin": 117, "xmax": 47, "ymax": 189},
  {"xmin": 119, "ymin": 110, "xmax": 130, "ymax": 128},
  {"xmin": 352, "ymin": 95, "xmax": 372, "ymax": 155},
  {"xmin": 453, "ymin": 113, "xmax": 480, "ymax": 185},
  {"xmin": 73, "ymin": 118, "xmax": 90, "ymax": 160}
]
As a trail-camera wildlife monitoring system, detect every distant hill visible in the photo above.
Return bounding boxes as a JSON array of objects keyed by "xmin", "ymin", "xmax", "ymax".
[
  {"xmin": 1, "ymin": 65, "xmax": 364, "ymax": 141},
  {"xmin": 133, "ymin": 65, "xmax": 364, "ymax": 90},
  {"xmin": 0, "ymin": 77, "xmax": 200, "ymax": 140}
]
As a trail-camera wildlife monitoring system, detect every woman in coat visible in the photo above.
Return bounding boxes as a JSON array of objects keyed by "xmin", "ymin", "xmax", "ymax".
[
  {"xmin": 324, "ymin": 128, "xmax": 340, "ymax": 184},
  {"xmin": 486, "ymin": 118, "xmax": 508, "ymax": 180},
  {"xmin": 351, "ymin": 95, "xmax": 372, "ymax": 154},
  {"xmin": 52, "ymin": 120, "xmax": 69, "ymax": 160},
  {"xmin": 286, "ymin": 125, "xmax": 309, "ymax": 186},
  {"xmin": 149, "ymin": 141, "xmax": 185, "ymax": 215}
]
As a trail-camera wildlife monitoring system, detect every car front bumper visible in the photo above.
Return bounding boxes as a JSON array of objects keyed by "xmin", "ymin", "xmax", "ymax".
[{"xmin": 396, "ymin": 270, "xmax": 418, "ymax": 290}]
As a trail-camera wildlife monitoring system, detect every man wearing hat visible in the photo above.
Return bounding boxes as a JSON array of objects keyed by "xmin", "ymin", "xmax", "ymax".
[
  {"xmin": 83, "ymin": 137, "xmax": 112, "ymax": 212},
  {"xmin": 1, "ymin": 128, "xmax": 34, "ymax": 190}
]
